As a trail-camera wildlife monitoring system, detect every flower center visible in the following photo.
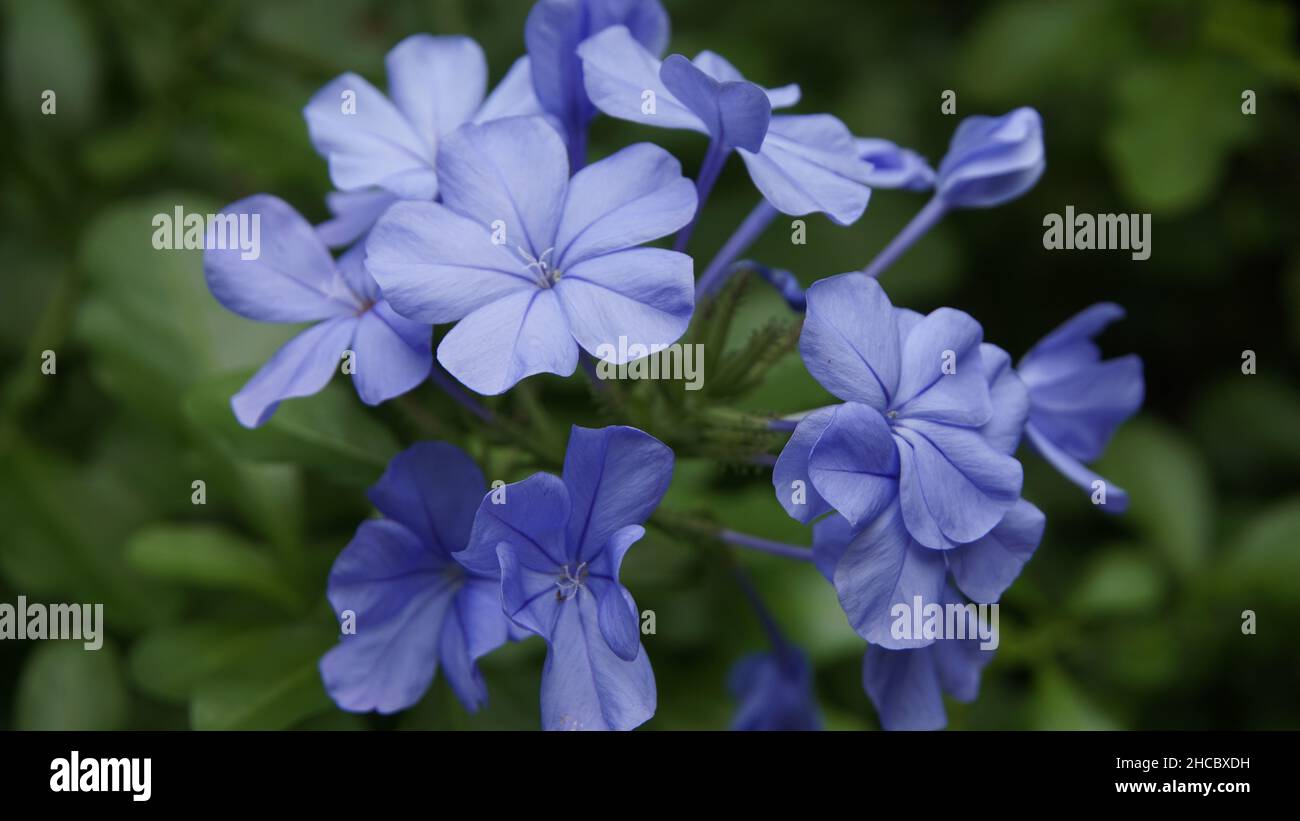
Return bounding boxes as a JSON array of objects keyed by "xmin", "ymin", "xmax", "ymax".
[
  {"xmin": 516, "ymin": 245, "xmax": 562, "ymax": 289},
  {"xmin": 554, "ymin": 562, "xmax": 588, "ymax": 601}
]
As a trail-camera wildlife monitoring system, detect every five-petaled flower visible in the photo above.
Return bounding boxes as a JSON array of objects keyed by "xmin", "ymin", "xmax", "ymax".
[
  {"xmin": 321, "ymin": 442, "xmax": 520, "ymax": 714},
  {"xmin": 203, "ymin": 194, "xmax": 432, "ymax": 428},
  {"xmin": 774, "ymin": 272, "xmax": 1026, "ymax": 550},
  {"xmin": 365, "ymin": 115, "xmax": 698, "ymax": 395},
  {"xmin": 459, "ymin": 425, "xmax": 673, "ymax": 730},
  {"xmin": 304, "ymin": 33, "xmax": 548, "ymax": 246}
]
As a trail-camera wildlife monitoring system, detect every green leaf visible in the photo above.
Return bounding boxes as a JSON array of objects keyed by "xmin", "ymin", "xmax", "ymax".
[
  {"xmin": 958, "ymin": 0, "xmax": 1137, "ymax": 101},
  {"xmin": 189, "ymin": 621, "xmax": 336, "ymax": 730},
  {"xmin": 1219, "ymin": 497, "xmax": 1300, "ymax": 598},
  {"xmin": 1192, "ymin": 376, "xmax": 1300, "ymax": 480},
  {"xmin": 16, "ymin": 641, "xmax": 128, "ymax": 730},
  {"xmin": 1104, "ymin": 58, "xmax": 1253, "ymax": 213},
  {"xmin": 0, "ymin": 443, "xmax": 181, "ymax": 631},
  {"xmin": 184, "ymin": 372, "xmax": 400, "ymax": 486},
  {"xmin": 3, "ymin": 0, "xmax": 99, "ymax": 131},
  {"xmin": 74, "ymin": 195, "xmax": 295, "ymax": 428},
  {"xmin": 1032, "ymin": 664, "xmax": 1121, "ymax": 730},
  {"xmin": 1094, "ymin": 418, "xmax": 1213, "ymax": 576},
  {"xmin": 1069, "ymin": 547, "xmax": 1166, "ymax": 617},
  {"xmin": 126, "ymin": 524, "xmax": 301, "ymax": 609},
  {"xmin": 1203, "ymin": 0, "xmax": 1300, "ymax": 88},
  {"xmin": 129, "ymin": 622, "xmax": 290, "ymax": 703}
]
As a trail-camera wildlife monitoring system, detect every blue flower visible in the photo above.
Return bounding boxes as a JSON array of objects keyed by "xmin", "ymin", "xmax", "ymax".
[
  {"xmin": 365, "ymin": 115, "xmax": 697, "ymax": 395},
  {"xmin": 320, "ymin": 442, "xmax": 519, "ymax": 714},
  {"xmin": 577, "ymin": 26, "xmax": 872, "ymax": 225},
  {"xmin": 936, "ymin": 107, "xmax": 1044, "ymax": 209},
  {"xmin": 526, "ymin": 0, "xmax": 670, "ymax": 165},
  {"xmin": 811, "ymin": 499, "xmax": 1043, "ymax": 647},
  {"xmin": 861, "ymin": 586, "xmax": 995, "ymax": 731},
  {"xmin": 305, "ymin": 34, "xmax": 546, "ymax": 202},
  {"xmin": 203, "ymin": 195, "xmax": 432, "ymax": 428},
  {"xmin": 1019, "ymin": 303, "xmax": 1144, "ymax": 512},
  {"xmin": 856, "ymin": 137, "xmax": 936, "ymax": 192},
  {"xmin": 729, "ymin": 646, "xmax": 822, "ymax": 731},
  {"xmin": 773, "ymin": 273, "xmax": 1025, "ymax": 550},
  {"xmin": 459, "ymin": 425, "xmax": 673, "ymax": 730}
]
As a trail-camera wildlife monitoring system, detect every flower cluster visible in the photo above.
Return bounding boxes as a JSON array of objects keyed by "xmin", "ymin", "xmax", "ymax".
[{"xmin": 203, "ymin": 0, "xmax": 1143, "ymax": 730}]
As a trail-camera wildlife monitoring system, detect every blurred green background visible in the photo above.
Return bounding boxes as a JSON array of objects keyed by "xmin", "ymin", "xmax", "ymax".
[{"xmin": 2, "ymin": 0, "xmax": 1298, "ymax": 730}]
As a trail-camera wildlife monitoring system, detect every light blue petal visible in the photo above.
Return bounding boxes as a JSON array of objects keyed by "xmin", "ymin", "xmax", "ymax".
[
  {"xmin": 575, "ymin": 26, "xmax": 704, "ymax": 132},
  {"xmin": 807, "ymin": 402, "xmax": 900, "ymax": 528},
  {"xmin": 385, "ymin": 35, "xmax": 486, "ymax": 145},
  {"xmin": 1026, "ymin": 355, "xmax": 1144, "ymax": 461},
  {"xmin": 540, "ymin": 588, "xmax": 656, "ymax": 730},
  {"xmin": 894, "ymin": 420, "xmax": 1023, "ymax": 549},
  {"xmin": 862, "ymin": 645, "xmax": 946, "ymax": 731},
  {"xmin": 893, "ymin": 306, "xmax": 992, "ymax": 426},
  {"xmin": 811, "ymin": 512, "xmax": 855, "ymax": 581},
  {"xmin": 497, "ymin": 542, "xmax": 563, "ymax": 638},
  {"xmin": 946, "ymin": 498, "xmax": 1045, "ymax": 603},
  {"xmin": 773, "ymin": 407, "xmax": 836, "ymax": 524},
  {"xmin": 316, "ymin": 189, "xmax": 399, "ymax": 249},
  {"xmin": 554, "ymin": 142, "xmax": 697, "ymax": 266},
  {"xmin": 435, "ymin": 116, "xmax": 569, "ymax": 259},
  {"xmin": 1025, "ymin": 423, "xmax": 1130, "ymax": 513},
  {"xmin": 321, "ymin": 519, "xmax": 458, "ymax": 713},
  {"xmin": 350, "ymin": 301, "xmax": 432, "ymax": 406},
  {"xmin": 936, "ymin": 106, "xmax": 1044, "ymax": 208},
  {"xmin": 303, "ymin": 72, "xmax": 436, "ymax": 198},
  {"xmin": 979, "ymin": 343, "xmax": 1030, "ymax": 454},
  {"xmin": 596, "ymin": 583, "xmax": 641, "ymax": 661},
  {"xmin": 463, "ymin": 472, "xmax": 572, "ymax": 577},
  {"xmin": 561, "ymin": 426, "xmax": 672, "ymax": 564},
  {"xmin": 799, "ymin": 272, "xmax": 900, "ymax": 408},
  {"xmin": 437, "ymin": 287, "xmax": 579, "ymax": 395},
  {"xmin": 231, "ymin": 317, "xmax": 356, "ymax": 428},
  {"xmin": 855, "ymin": 137, "xmax": 935, "ymax": 191},
  {"xmin": 691, "ymin": 50, "xmax": 801, "ymax": 110},
  {"xmin": 737, "ymin": 114, "xmax": 873, "ymax": 226},
  {"xmin": 365, "ymin": 200, "xmax": 534, "ymax": 325},
  {"xmin": 474, "ymin": 56, "xmax": 546, "ymax": 123},
  {"xmin": 367, "ymin": 442, "xmax": 485, "ymax": 557},
  {"xmin": 554, "ymin": 247, "xmax": 694, "ymax": 361},
  {"xmin": 833, "ymin": 503, "xmax": 947, "ymax": 647},
  {"xmin": 528, "ymin": 0, "xmax": 671, "ymax": 143},
  {"xmin": 204, "ymin": 194, "xmax": 359, "ymax": 322},
  {"xmin": 659, "ymin": 54, "xmax": 771, "ymax": 151}
]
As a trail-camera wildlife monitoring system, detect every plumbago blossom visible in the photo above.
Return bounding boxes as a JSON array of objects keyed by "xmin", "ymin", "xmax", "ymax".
[
  {"xmin": 862, "ymin": 106, "xmax": 1045, "ymax": 278},
  {"xmin": 305, "ymin": 34, "xmax": 548, "ymax": 245},
  {"xmin": 365, "ymin": 115, "xmax": 697, "ymax": 395},
  {"xmin": 458, "ymin": 426, "xmax": 673, "ymax": 730},
  {"xmin": 578, "ymin": 26, "xmax": 872, "ymax": 230},
  {"xmin": 203, "ymin": 195, "xmax": 432, "ymax": 427},
  {"xmin": 199, "ymin": 0, "xmax": 1146, "ymax": 731},
  {"xmin": 322, "ymin": 443, "xmax": 519, "ymax": 713},
  {"xmin": 730, "ymin": 646, "xmax": 821, "ymax": 731},
  {"xmin": 526, "ymin": 0, "xmax": 671, "ymax": 167},
  {"xmin": 1019, "ymin": 304, "xmax": 1144, "ymax": 511}
]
